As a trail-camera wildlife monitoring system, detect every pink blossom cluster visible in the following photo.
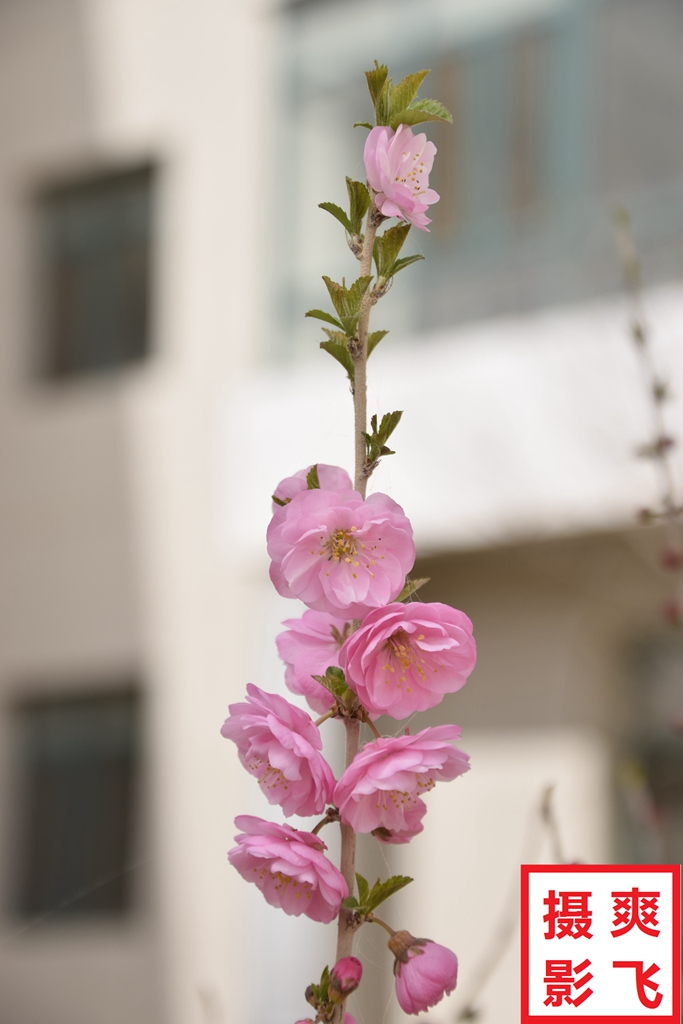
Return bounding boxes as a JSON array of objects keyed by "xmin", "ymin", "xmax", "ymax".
[{"xmin": 222, "ymin": 464, "xmax": 476, "ymax": 1018}]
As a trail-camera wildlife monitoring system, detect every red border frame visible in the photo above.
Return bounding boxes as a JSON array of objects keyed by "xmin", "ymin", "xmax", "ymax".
[{"xmin": 521, "ymin": 864, "xmax": 681, "ymax": 1024}]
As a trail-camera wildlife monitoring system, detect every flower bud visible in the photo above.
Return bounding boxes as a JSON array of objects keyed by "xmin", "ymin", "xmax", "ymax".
[
  {"xmin": 388, "ymin": 931, "xmax": 458, "ymax": 1014},
  {"xmin": 329, "ymin": 956, "xmax": 363, "ymax": 1003}
]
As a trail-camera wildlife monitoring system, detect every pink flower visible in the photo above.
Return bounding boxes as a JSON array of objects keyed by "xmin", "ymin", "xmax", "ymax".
[
  {"xmin": 220, "ymin": 685, "xmax": 335, "ymax": 817},
  {"xmin": 330, "ymin": 956, "xmax": 363, "ymax": 1002},
  {"xmin": 341, "ymin": 602, "xmax": 476, "ymax": 719},
  {"xmin": 228, "ymin": 815, "xmax": 348, "ymax": 924},
  {"xmin": 364, "ymin": 124, "xmax": 439, "ymax": 231},
  {"xmin": 276, "ymin": 610, "xmax": 353, "ymax": 715},
  {"xmin": 334, "ymin": 725, "xmax": 469, "ymax": 835},
  {"xmin": 371, "ymin": 802, "xmax": 425, "ymax": 845},
  {"xmin": 272, "ymin": 464, "xmax": 353, "ymax": 511},
  {"xmin": 389, "ymin": 932, "xmax": 458, "ymax": 1015},
  {"xmin": 267, "ymin": 488, "xmax": 415, "ymax": 618}
]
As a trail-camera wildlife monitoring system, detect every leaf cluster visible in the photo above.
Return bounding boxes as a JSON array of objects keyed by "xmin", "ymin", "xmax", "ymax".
[
  {"xmin": 360, "ymin": 62, "xmax": 452, "ymax": 130},
  {"xmin": 307, "ymin": 275, "xmax": 390, "ymax": 384},
  {"xmin": 305, "ymin": 965, "xmax": 331, "ymax": 1015},
  {"xmin": 362, "ymin": 410, "xmax": 403, "ymax": 471},
  {"xmin": 307, "ymin": 275, "xmax": 372, "ymax": 338},
  {"xmin": 342, "ymin": 872, "xmax": 413, "ymax": 915}
]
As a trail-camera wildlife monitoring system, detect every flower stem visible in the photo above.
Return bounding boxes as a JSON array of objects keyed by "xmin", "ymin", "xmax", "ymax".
[
  {"xmin": 364, "ymin": 716, "xmax": 381, "ymax": 741},
  {"xmin": 331, "ymin": 199, "xmax": 378, "ymax": 1024},
  {"xmin": 332, "ymin": 719, "xmax": 361, "ymax": 1024},
  {"xmin": 369, "ymin": 914, "xmax": 396, "ymax": 937},
  {"xmin": 353, "ymin": 202, "xmax": 380, "ymax": 497},
  {"xmin": 314, "ymin": 709, "xmax": 336, "ymax": 728}
]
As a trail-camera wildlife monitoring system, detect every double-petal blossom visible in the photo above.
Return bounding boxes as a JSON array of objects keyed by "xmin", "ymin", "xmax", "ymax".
[
  {"xmin": 364, "ymin": 124, "xmax": 439, "ymax": 231},
  {"xmin": 341, "ymin": 602, "xmax": 476, "ymax": 719},
  {"xmin": 334, "ymin": 725, "xmax": 469, "ymax": 836},
  {"xmin": 221, "ymin": 685, "xmax": 335, "ymax": 817},
  {"xmin": 228, "ymin": 815, "xmax": 348, "ymax": 924},
  {"xmin": 267, "ymin": 488, "xmax": 415, "ymax": 618},
  {"xmin": 276, "ymin": 610, "xmax": 353, "ymax": 714}
]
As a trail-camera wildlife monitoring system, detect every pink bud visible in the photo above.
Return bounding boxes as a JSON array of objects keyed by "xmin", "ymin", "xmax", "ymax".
[
  {"xmin": 329, "ymin": 956, "xmax": 363, "ymax": 1002},
  {"xmin": 388, "ymin": 931, "xmax": 458, "ymax": 1015}
]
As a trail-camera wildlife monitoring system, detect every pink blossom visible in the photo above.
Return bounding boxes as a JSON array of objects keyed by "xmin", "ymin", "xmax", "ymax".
[
  {"xmin": 228, "ymin": 815, "xmax": 348, "ymax": 924},
  {"xmin": 276, "ymin": 610, "xmax": 353, "ymax": 714},
  {"xmin": 272, "ymin": 464, "xmax": 353, "ymax": 511},
  {"xmin": 267, "ymin": 488, "xmax": 415, "ymax": 618},
  {"xmin": 330, "ymin": 956, "xmax": 363, "ymax": 1002},
  {"xmin": 389, "ymin": 933, "xmax": 458, "ymax": 1014},
  {"xmin": 364, "ymin": 124, "xmax": 439, "ymax": 231},
  {"xmin": 220, "ymin": 685, "xmax": 335, "ymax": 817},
  {"xmin": 371, "ymin": 801, "xmax": 425, "ymax": 845},
  {"xmin": 341, "ymin": 602, "xmax": 476, "ymax": 719},
  {"xmin": 334, "ymin": 725, "xmax": 469, "ymax": 835}
]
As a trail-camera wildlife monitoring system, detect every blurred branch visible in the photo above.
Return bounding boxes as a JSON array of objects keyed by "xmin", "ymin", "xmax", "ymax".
[
  {"xmin": 613, "ymin": 207, "xmax": 683, "ymax": 628},
  {"xmin": 454, "ymin": 784, "xmax": 571, "ymax": 1022}
]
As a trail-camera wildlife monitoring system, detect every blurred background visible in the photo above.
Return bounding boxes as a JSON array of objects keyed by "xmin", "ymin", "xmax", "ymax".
[{"xmin": 0, "ymin": 0, "xmax": 681, "ymax": 1022}]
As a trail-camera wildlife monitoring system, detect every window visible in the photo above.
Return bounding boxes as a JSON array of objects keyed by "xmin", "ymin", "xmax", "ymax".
[
  {"xmin": 13, "ymin": 690, "xmax": 140, "ymax": 916},
  {"xmin": 37, "ymin": 165, "xmax": 155, "ymax": 378}
]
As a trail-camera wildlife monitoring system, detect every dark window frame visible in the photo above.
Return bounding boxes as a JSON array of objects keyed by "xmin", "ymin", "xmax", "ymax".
[
  {"xmin": 34, "ymin": 163, "xmax": 156, "ymax": 380},
  {"xmin": 9, "ymin": 686, "xmax": 141, "ymax": 919}
]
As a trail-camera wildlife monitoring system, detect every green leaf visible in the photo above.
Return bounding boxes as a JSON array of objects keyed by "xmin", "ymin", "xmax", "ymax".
[
  {"xmin": 396, "ymin": 577, "xmax": 430, "ymax": 602},
  {"xmin": 374, "ymin": 223, "xmax": 411, "ymax": 279},
  {"xmin": 306, "ymin": 964, "xmax": 331, "ymax": 1009},
  {"xmin": 390, "ymin": 97, "xmax": 453, "ymax": 130},
  {"xmin": 320, "ymin": 275, "xmax": 373, "ymax": 337},
  {"xmin": 363, "ymin": 410, "xmax": 403, "ymax": 469},
  {"xmin": 364, "ymin": 61, "xmax": 392, "ymax": 125},
  {"xmin": 356, "ymin": 873, "xmax": 370, "ymax": 906},
  {"xmin": 365, "ymin": 874, "xmax": 414, "ymax": 913},
  {"xmin": 365, "ymin": 61, "xmax": 388, "ymax": 110},
  {"xmin": 377, "ymin": 409, "xmax": 403, "ymax": 445},
  {"xmin": 342, "ymin": 896, "xmax": 360, "ymax": 909},
  {"xmin": 347, "ymin": 275, "xmax": 373, "ymax": 312},
  {"xmin": 346, "ymin": 178, "xmax": 371, "ymax": 235},
  {"xmin": 389, "ymin": 253, "xmax": 424, "ymax": 277},
  {"xmin": 319, "ymin": 201, "xmax": 353, "ymax": 233},
  {"xmin": 367, "ymin": 330, "xmax": 388, "ymax": 358},
  {"xmin": 312, "ymin": 666, "xmax": 350, "ymax": 700},
  {"xmin": 322, "ymin": 276, "xmax": 371, "ymax": 319},
  {"xmin": 306, "ymin": 465, "xmax": 320, "ymax": 489},
  {"xmin": 353, "ymin": 121, "xmax": 373, "ymax": 130},
  {"xmin": 271, "ymin": 494, "xmax": 288, "ymax": 507},
  {"xmin": 388, "ymin": 69, "xmax": 430, "ymax": 120},
  {"xmin": 320, "ymin": 338, "xmax": 355, "ymax": 383},
  {"xmin": 306, "ymin": 309, "xmax": 343, "ymax": 329}
]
